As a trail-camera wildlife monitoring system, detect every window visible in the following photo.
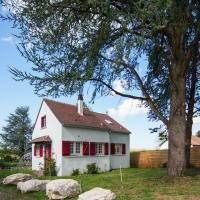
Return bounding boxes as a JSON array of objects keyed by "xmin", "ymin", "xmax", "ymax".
[
  {"xmin": 75, "ymin": 142, "xmax": 81, "ymax": 154},
  {"xmin": 41, "ymin": 115, "xmax": 46, "ymax": 128},
  {"xmin": 95, "ymin": 143, "xmax": 103, "ymax": 155},
  {"xmin": 115, "ymin": 144, "xmax": 122, "ymax": 155},
  {"xmin": 70, "ymin": 142, "xmax": 74, "ymax": 155},
  {"xmin": 35, "ymin": 145, "xmax": 40, "ymax": 156},
  {"xmin": 70, "ymin": 142, "xmax": 82, "ymax": 155},
  {"xmin": 34, "ymin": 144, "xmax": 43, "ymax": 157}
]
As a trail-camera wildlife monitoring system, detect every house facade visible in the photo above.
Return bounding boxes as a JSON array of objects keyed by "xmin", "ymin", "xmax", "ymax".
[
  {"xmin": 31, "ymin": 97, "xmax": 130, "ymax": 176},
  {"xmin": 159, "ymin": 135, "xmax": 200, "ymax": 150}
]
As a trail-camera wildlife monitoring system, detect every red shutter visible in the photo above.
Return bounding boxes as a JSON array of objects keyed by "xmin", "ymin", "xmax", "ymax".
[
  {"xmin": 62, "ymin": 141, "xmax": 70, "ymax": 156},
  {"xmin": 111, "ymin": 143, "xmax": 115, "ymax": 155},
  {"xmin": 104, "ymin": 143, "xmax": 108, "ymax": 155},
  {"xmin": 39, "ymin": 145, "xmax": 43, "ymax": 157},
  {"xmin": 122, "ymin": 144, "xmax": 126, "ymax": 154},
  {"xmin": 83, "ymin": 142, "xmax": 89, "ymax": 155},
  {"xmin": 48, "ymin": 145, "xmax": 52, "ymax": 159},
  {"xmin": 90, "ymin": 142, "xmax": 96, "ymax": 155},
  {"xmin": 34, "ymin": 145, "xmax": 36, "ymax": 156}
]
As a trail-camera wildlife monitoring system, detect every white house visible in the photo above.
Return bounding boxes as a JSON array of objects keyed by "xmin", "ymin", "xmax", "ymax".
[
  {"xmin": 31, "ymin": 96, "xmax": 131, "ymax": 176},
  {"xmin": 159, "ymin": 135, "xmax": 200, "ymax": 150}
]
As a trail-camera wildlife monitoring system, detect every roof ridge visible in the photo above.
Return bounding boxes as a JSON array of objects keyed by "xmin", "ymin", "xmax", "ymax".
[
  {"xmin": 44, "ymin": 98, "xmax": 108, "ymax": 115},
  {"xmin": 44, "ymin": 98, "xmax": 77, "ymax": 108}
]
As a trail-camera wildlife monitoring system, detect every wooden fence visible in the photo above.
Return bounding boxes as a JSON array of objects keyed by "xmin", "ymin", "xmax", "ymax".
[{"xmin": 130, "ymin": 147, "xmax": 200, "ymax": 168}]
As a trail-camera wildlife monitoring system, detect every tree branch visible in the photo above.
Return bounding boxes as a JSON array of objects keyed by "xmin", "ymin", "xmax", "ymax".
[
  {"xmin": 100, "ymin": 55, "xmax": 169, "ymax": 126},
  {"xmin": 89, "ymin": 78, "xmax": 147, "ymax": 101}
]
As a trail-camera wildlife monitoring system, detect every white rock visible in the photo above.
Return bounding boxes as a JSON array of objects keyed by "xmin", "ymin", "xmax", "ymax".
[
  {"xmin": 17, "ymin": 179, "xmax": 50, "ymax": 193},
  {"xmin": 78, "ymin": 187, "xmax": 116, "ymax": 200},
  {"xmin": 46, "ymin": 179, "xmax": 81, "ymax": 199},
  {"xmin": 3, "ymin": 173, "xmax": 33, "ymax": 185}
]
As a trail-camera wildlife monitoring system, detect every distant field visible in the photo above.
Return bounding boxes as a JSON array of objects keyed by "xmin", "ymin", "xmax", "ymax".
[{"xmin": 1, "ymin": 168, "xmax": 200, "ymax": 199}]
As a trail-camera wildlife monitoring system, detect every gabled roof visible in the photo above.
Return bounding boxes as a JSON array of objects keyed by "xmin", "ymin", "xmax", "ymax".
[{"xmin": 44, "ymin": 98, "xmax": 130, "ymax": 134}]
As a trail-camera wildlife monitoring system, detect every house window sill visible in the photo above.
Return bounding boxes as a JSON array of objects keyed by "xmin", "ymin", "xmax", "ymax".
[
  {"xmin": 40, "ymin": 127, "xmax": 46, "ymax": 130},
  {"xmin": 63, "ymin": 155, "xmax": 108, "ymax": 158}
]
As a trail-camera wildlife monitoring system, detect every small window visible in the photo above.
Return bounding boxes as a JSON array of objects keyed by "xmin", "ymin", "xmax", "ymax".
[
  {"xmin": 41, "ymin": 115, "xmax": 46, "ymax": 128},
  {"xmin": 35, "ymin": 145, "xmax": 40, "ymax": 156},
  {"xmin": 70, "ymin": 142, "xmax": 74, "ymax": 155},
  {"xmin": 75, "ymin": 142, "xmax": 81, "ymax": 154},
  {"xmin": 115, "ymin": 144, "xmax": 122, "ymax": 155},
  {"xmin": 70, "ymin": 142, "xmax": 82, "ymax": 155},
  {"xmin": 95, "ymin": 143, "xmax": 103, "ymax": 155}
]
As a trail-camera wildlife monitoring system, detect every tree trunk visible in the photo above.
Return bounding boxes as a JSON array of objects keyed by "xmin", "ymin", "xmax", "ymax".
[
  {"xmin": 185, "ymin": 59, "xmax": 197, "ymax": 168},
  {"xmin": 167, "ymin": 67, "xmax": 187, "ymax": 177},
  {"xmin": 185, "ymin": 121, "xmax": 192, "ymax": 168}
]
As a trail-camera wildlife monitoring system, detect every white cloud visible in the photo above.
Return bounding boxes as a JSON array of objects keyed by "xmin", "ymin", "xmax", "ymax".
[
  {"xmin": 108, "ymin": 99, "xmax": 147, "ymax": 118},
  {"xmin": 1, "ymin": 36, "xmax": 14, "ymax": 43},
  {"xmin": 193, "ymin": 117, "xmax": 200, "ymax": 124},
  {"xmin": 111, "ymin": 80, "xmax": 128, "ymax": 96}
]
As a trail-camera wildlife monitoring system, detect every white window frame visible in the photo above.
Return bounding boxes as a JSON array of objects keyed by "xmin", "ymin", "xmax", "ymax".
[
  {"xmin": 95, "ymin": 143, "xmax": 104, "ymax": 155},
  {"xmin": 70, "ymin": 142, "xmax": 82, "ymax": 156},
  {"xmin": 115, "ymin": 144, "xmax": 122, "ymax": 155}
]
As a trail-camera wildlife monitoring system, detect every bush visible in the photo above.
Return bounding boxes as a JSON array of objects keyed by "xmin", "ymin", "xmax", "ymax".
[
  {"xmin": 0, "ymin": 160, "xmax": 18, "ymax": 169},
  {"xmin": 71, "ymin": 168, "xmax": 80, "ymax": 176},
  {"xmin": 44, "ymin": 158, "xmax": 57, "ymax": 176},
  {"xmin": 86, "ymin": 163, "xmax": 99, "ymax": 174}
]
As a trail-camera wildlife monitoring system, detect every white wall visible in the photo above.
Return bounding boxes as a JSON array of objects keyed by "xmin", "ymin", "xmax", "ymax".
[
  {"xmin": 110, "ymin": 133, "xmax": 130, "ymax": 169},
  {"xmin": 62, "ymin": 127, "xmax": 110, "ymax": 176},
  {"xmin": 32, "ymin": 101, "xmax": 63, "ymax": 175}
]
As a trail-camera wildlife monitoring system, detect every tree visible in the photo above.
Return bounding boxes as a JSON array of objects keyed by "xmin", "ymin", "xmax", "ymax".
[
  {"xmin": 0, "ymin": 107, "xmax": 32, "ymax": 156},
  {"xmin": 2, "ymin": 0, "xmax": 200, "ymax": 177},
  {"xmin": 145, "ymin": 42, "xmax": 200, "ymax": 168},
  {"xmin": 196, "ymin": 130, "xmax": 200, "ymax": 138}
]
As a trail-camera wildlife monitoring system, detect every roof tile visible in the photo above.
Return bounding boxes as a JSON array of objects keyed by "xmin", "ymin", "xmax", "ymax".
[{"xmin": 44, "ymin": 99, "xmax": 130, "ymax": 134}]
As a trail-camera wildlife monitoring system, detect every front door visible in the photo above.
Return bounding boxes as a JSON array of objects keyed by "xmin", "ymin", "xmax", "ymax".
[{"xmin": 44, "ymin": 143, "xmax": 51, "ymax": 169}]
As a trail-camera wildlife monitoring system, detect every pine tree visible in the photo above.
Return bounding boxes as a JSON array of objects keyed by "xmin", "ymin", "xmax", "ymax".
[{"xmin": 0, "ymin": 107, "xmax": 32, "ymax": 156}]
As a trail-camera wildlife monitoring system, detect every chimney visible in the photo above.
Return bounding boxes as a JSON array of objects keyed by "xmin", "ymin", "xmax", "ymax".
[{"xmin": 78, "ymin": 94, "xmax": 83, "ymax": 116}]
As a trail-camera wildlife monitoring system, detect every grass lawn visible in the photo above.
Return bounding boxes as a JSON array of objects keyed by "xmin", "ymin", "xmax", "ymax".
[{"xmin": 1, "ymin": 168, "xmax": 200, "ymax": 200}]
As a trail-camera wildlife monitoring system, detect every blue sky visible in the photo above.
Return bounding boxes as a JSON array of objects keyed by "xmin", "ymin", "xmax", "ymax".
[{"xmin": 0, "ymin": 7, "xmax": 200, "ymax": 150}]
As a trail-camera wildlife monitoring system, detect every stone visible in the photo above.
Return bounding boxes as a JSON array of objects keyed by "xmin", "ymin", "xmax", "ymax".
[
  {"xmin": 46, "ymin": 179, "xmax": 81, "ymax": 199},
  {"xmin": 17, "ymin": 179, "xmax": 50, "ymax": 193},
  {"xmin": 3, "ymin": 173, "xmax": 33, "ymax": 185},
  {"xmin": 78, "ymin": 187, "xmax": 116, "ymax": 200}
]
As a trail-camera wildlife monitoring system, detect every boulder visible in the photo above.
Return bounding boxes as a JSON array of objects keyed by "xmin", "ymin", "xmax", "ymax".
[
  {"xmin": 3, "ymin": 173, "xmax": 33, "ymax": 185},
  {"xmin": 78, "ymin": 187, "xmax": 116, "ymax": 200},
  {"xmin": 17, "ymin": 179, "xmax": 50, "ymax": 193},
  {"xmin": 46, "ymin": 179, "xmax": 81, "ymax": 199}
]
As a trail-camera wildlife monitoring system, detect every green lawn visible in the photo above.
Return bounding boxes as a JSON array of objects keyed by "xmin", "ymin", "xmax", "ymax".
[{"xmin": 1, "ymin": 168, "xmax": 200, "ymax": 200}]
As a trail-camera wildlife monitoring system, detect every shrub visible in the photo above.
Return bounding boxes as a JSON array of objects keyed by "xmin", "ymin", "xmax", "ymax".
[
  {"xmin": 44, "ymin": 158, "xmax": 57, "ymax": 176},
  {"xmin": 71, "ymin": 168, "xmax": 80, "ymax": 176},
  {"xmin": 86, "ymin": 163, "xmax": 99, "ymax": 174},
  {"xmin": 0, "ymin": 160, "xmax": 18, "ymax": 169}
]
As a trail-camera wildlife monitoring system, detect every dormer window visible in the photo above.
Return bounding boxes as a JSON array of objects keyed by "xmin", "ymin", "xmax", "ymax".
[{"xmin": 41, "ymin": 115, "xmax": 46, "ymax": 128}]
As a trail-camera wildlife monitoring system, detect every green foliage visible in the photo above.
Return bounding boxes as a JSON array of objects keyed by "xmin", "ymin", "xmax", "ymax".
[
  {"xmin": 71, "ymin": 169, "xmax": 80, "ymax": 176},
  {"xmin": 44, "ymin": 158, "xmax": 57, "ymax": 176},
  {"xmin": 0, "ymin": 107, "xmax": 32, "ymax": 156},
  {"xmin": 196, "ymin": 130, "xmax": 200, "ymax": 138},
  {"xmin": 86, "ymin": 163, "xmax": 99, "ymax": 174},
  {"xmin": 0, "ymin": 160, "xmax": 18, "ymax": 169}
]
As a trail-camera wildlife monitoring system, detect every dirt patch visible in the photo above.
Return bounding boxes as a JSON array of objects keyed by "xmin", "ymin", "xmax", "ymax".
[{"xmin": 0, "ymin": 188, "xmax": 31, "ymax": 200}]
